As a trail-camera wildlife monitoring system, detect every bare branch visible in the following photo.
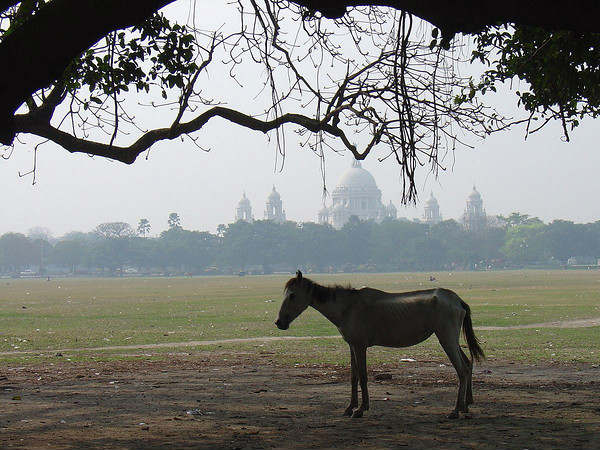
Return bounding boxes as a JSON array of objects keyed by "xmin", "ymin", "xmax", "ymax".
[
  {"xmin": 0, "ymin": 0, "xmax": 176, "ymax": 144},
  {"xmin": 2, "ymin": 1, "xmax": 513, "ymax": 204},
  {"xmin": 14, "ymin": 105, "xmax": 361, "ymax": 164}
]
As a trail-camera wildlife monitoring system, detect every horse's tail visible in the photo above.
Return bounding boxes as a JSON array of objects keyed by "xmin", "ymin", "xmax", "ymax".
[{"xmin": 459, "ymin": 299, "xmax": 485, "ymax": 362}]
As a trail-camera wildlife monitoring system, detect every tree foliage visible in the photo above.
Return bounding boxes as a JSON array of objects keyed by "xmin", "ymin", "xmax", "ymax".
[
  {"xmin": 0, "ymin": 232, "xmax": 35, "ymax": 272},
  {"xmin": 137, "ymin": 218, "xmax": 151, "ymax": 237},
  {"xmin": 470, "ymin": 25, "xmax": 600, "ymax": 140},
  {"xmin": 167, "ymin": 213, "xmax": 181, "ymax": 230},
  {"xmin": 94, "ymin": 222, "xmax": 135, "ymax": 239},
  {"xmin": 3, "ymin": 214, "xmax": 600, "ymax": 275}
]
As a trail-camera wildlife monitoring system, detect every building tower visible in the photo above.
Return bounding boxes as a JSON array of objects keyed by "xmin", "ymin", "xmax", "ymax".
[
  {"xmin": 235, "ymin": 192, "xmax": 253, "ymax": 222},
  {"xmin": 463, "ymin": 186, "xmax": 486, "ymax": 232},
  {"xmin": 423, "ymin": 192, "xmax": 442, "ymax": 224},
  {"xmin": 385, "ymin": 200, "xmax": 398, "ymax": 220},
  {"xmin": 264, "ymin": 186, "xmax": 286, "ymax": 223},
  {"xmin": 317, "ymin": 204, "xmax": 330, "ymax": 225}
]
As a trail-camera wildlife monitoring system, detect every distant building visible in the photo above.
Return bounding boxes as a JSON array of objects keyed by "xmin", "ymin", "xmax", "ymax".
[
  {"xmin": 235, "ymin": 192, "xmax": 253, "ymax": 222},
  {"xmin": 264, "ymin": 186, "xmax": 286, "ymax": 223},
  {"xmin": 317, "ymin": 160, "xmax": 397, "ymax": 229},
  {"xmin": 385, "ymin": 200, "xmax": 397, "ymax": 220},
  {"xmin": 462, "ymin": 186, "xmax": 487, "ymax": 232},
  {"xmin": 234, "ymin": 171, "xmax": 501, "ymax": 232},
  {"xmin": 423, "ymin": 192, "xmax": 442, "ymax": 224},
  {"xmin": 420, "ymin": 186, "xmax": 505, "ymax": 231}
]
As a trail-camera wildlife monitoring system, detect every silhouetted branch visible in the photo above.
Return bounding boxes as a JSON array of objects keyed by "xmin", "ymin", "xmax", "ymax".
[{"xmin": 14, "ymin": 105, "xmax": 362, "ymax": 164}]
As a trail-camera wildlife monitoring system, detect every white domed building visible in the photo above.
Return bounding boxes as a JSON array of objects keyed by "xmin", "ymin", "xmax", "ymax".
[
  {"xmin": 423, "ymin": 192, "xmax": 442, "ymax": 224},
  {"xmin": 318, "ymin": 160, "xmax": 397, "ymax": 229},
  {"xmin": 462, "ymin": 186, "xmax": 487, "ymax": 232},
  {"xmin": 264, "ymin": 186, "xmax": 286, "ymax": 223},
  {"xmin": 235, "ymin": 192, "xmax": 253, "ymax": 222}
]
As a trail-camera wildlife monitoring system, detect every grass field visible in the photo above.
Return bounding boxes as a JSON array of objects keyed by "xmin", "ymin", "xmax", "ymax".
[{"xmin": 1, "ymin": 270, "xmax": 599, "ymax": 364}]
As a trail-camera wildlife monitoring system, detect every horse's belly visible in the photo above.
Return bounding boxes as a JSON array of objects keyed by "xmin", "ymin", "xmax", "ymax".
[
  {"xmin": 373, "ymin": 329, "xmax": 433, "ymax": 348},
  {"xmin": 366, "ymin": 301, "xmax": 438, "ymax": 347},
  {"xmin": 369, "ymin": 313, "xmax": 434, "ymax": 347}
]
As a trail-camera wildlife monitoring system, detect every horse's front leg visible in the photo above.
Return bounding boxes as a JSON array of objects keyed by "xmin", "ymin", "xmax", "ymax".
[
  {"xmin": 351, "ymin": 345, "xmax": 369, "ymax": 418},
  {"xmin": 343, "ymin": 345, "xmax": 358, "ymax": 416}
]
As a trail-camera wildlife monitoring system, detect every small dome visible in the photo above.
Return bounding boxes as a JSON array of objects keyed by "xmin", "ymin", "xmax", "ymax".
[
  {"xmin": 268, "ymin": 186, "xmax": 281, "ymax": 201},
  {"xmin": 425, "ymin": 192, "xmax": 438, "ymax": 207},
  {"xmin": 238, "ymin": 192, "xmax": 251, "ymax": 206},
  {"xmin": 469, "ymin": 186, "xmax": 481, "ymax": 200}
]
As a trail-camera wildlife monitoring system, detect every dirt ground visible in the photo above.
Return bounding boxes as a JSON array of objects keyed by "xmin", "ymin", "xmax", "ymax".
[{"xmin": 1, "ymin": 352, "xmax": 599, "ymax": 450}]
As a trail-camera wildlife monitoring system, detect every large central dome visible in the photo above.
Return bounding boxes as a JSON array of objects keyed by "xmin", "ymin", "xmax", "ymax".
[
  {"xmin": 337, "ymin": 160, "xmax": 378, "ymax": 190},
  {"xmin": 317, "ymin": 159, "xmax": 397, "ymax": 228}
]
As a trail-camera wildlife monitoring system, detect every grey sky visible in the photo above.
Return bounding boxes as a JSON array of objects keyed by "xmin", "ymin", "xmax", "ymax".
[{"xmin": 1, "ymin": 2, "xmax": 599, "ymax": 237}]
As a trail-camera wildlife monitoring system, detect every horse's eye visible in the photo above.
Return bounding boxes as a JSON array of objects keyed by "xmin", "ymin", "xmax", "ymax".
[{"xmin": 289, "ymin": 293, "xmax": 296, "ymax": 300}]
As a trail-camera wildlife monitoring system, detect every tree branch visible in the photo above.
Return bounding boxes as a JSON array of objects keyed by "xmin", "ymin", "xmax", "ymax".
[
  {"xmin": 14, "ymin": 105, "xmax": 360, "ymax": 164},
  {"xmin": 293, "ymin": 1, "xmax": 600, "ymax": 36},
  {"xmin": 0, "ymin": 0, "xmax": 176, "ymax": 145},
  {"xmin": 3, "ymin": 0, "xmax": 600, "ymax": 148}
]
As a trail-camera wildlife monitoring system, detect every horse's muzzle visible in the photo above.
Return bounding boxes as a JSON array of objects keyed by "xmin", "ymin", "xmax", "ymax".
[{"xmin": 275, "ymin": 319, "xmax": 289, "ymax": 330}]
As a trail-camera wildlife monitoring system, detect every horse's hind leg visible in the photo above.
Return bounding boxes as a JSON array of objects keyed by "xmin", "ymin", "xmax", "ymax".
[
  {"xmin": 350, "ymin": 345, "xmax": 369, "ymax": 418},
  {"xmin": 344, "ymin": 345, "xmax": 359, "ymax": 416},
  {"xmin": 460, "ymin": 348, "xmax": 473, "ymax": 405},
  {"xmin": 436, "ymin": 329, "xmax": 469, "ymax": 419}
]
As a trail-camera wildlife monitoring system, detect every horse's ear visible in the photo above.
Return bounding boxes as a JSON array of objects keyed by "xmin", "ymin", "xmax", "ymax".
[{"xmin": 296, "ymin": 270, "xmax": 303, "ymax": 280}]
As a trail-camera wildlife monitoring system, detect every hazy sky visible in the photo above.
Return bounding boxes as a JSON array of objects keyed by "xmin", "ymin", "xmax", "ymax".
[{"xmin": 2, "ymin": 2, "xmax": 599, "ymax": 238}]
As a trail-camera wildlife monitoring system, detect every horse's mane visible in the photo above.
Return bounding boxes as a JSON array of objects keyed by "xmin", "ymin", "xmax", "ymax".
[{"xmin": 285, "ymin": 276, "xmax": 356, "ymax": 303}]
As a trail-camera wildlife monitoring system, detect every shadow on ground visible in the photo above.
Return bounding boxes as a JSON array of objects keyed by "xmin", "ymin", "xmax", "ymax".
[{"xmin": 1, "ymin": 353, "xmax": 599, "ymax": 449}]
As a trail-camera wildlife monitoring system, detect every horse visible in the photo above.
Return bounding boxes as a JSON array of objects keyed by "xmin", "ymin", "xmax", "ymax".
[{"xmin": 275, "ymin": 271, "xmax": 485, "ymax": 419}]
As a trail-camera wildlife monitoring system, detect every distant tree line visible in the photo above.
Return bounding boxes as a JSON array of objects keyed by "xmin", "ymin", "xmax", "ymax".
[{"xmin": 1, "ymin": 212, "xmax": 599, "ymax": 276}]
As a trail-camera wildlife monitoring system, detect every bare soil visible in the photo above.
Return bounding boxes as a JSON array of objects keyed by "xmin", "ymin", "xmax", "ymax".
[
  {"xmin": 1, "ymin": 352, "xmax": 599, "ymax": 450},
  {"xmin": 3, "ymin": 272, "xmax": 599, "ymax": 450}
]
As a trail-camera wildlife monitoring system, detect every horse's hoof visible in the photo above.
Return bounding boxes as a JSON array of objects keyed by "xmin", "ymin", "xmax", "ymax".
[
  {"xmin": 351, "ymin": 409, "xmax": 364, "ymax": 419},
  {"xmin": 343, "ymin": 407, "xmax": 354, "ymax": 417},
  {"xmin": 447, "ymin": 411, "xmax": 459, "ymax": 420}
]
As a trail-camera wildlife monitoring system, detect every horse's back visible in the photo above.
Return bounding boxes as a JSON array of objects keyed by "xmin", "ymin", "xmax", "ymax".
[
  {"xmin": 360, "ymin": 287, "xmax": 448, "ymax": 305},
  {"xmin": 339, "ymin": 287, "xmax": 465, "ymax": 347},
  {"xmin": 357, "ymin": 286, "xmax": 393, "ymax": 299},
  {"xmin": 367, "ymin": 287, "xmax": 465, "ymax": 326},
  {"xmin": 359, "ymin": 285, "xmax": 439, "ymax": 297},
  {"xmin": 386, "ymin": 287, "xmax": 463, "ymax": 308}
]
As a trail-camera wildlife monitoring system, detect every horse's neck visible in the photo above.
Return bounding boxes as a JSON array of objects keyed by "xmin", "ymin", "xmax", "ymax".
[{"xmin": 310, "ymin": 294, "xmax": 343, "ymax": 328}]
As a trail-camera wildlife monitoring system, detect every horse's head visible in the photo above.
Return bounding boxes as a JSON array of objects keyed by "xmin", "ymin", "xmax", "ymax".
[{"xmin": 275, "ymin": 270, "xmax": 311, "ymax": 330}]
